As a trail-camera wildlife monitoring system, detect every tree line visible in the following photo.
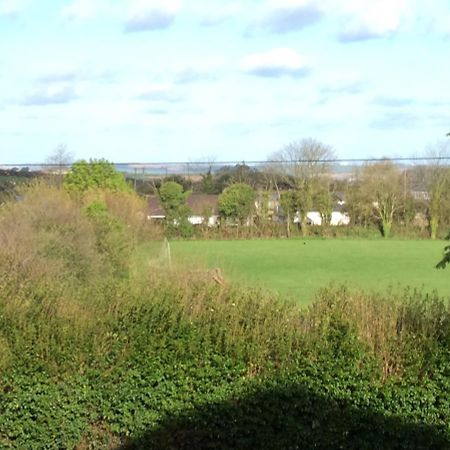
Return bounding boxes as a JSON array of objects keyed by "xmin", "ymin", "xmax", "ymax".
[
  {"xmin": 141, "ymin": 139, "xmax": 450, "ymax": 241},
  {"xmin": 4, "ymin": 139, "xmax": 450, "ymax": 242}
]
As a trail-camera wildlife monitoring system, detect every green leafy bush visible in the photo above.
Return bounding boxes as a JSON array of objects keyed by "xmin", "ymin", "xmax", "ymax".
[
  {"xmin": 158, "ymin": 181, "xmax": 193, "ymax": 238},
  {"xmin": 64, "ymin": 159, "xmax": 130, "ymax": 193},
  {"xmin": 85, "ymin": 200, "xmax": 132, "ymax": 277}
]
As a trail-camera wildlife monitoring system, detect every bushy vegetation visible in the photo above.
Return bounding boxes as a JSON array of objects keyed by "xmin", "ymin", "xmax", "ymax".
[
  {"xmin": 0, "ymin": 184, "xmax": 449, "ymax": 449},
  {"xmin": 0, "ymin": 168, "xmax": 39, "ymax": 204},
  {"xmin": 64, "ymin": 159, "xmax": 131, "ymax": 193},
  {"xmin": 218, "ymin": 183, "xmax": 256, "ymax": 225},
  {"xmin": 158, "ymin": 181, "xmax": 193, "ymax": 238}
]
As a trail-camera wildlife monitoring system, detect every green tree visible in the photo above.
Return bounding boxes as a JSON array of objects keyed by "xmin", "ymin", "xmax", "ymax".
[
  {"xmin": 201, "ymin": 169, "xmax": 215, "ymax": 194},
  {"xmin": 314, "ymin": 182, "xmax": 333, "ymax": 226},
  {"xmin": 158, "ymin": 181, "xmax": 193, "ymax": 237},
  {"xmin": 344, "ymin": 178, "xmax": 373, "ymax": 228},
  {"xmin": 280, "ymin": 190, "xmax": 296, "ymax": 237},
  {"xmin": 64, "ymin": 159, "xmax": 130, "ymax": 193},
  {"xmin": 218, "ymin": 183, "xmax": 256, "ymax": 225}
]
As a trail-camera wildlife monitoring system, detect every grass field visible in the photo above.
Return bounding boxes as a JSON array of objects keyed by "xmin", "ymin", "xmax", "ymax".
[{"xmin": 169, "ymin": 239, "xmax": 449, "ymax": 304}]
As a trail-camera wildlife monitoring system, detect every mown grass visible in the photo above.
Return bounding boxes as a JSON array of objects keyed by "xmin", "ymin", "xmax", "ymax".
[{"xmin": 170, "ymin": 239, "xmax": 449, "ymax": 304}]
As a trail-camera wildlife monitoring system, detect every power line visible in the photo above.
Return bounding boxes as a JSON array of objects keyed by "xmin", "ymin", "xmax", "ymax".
[{"xmin": 2, "ymin": 156, "xmax": 450, "ymax": 168}]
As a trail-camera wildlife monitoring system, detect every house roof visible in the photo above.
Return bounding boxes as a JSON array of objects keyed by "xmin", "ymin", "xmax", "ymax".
[
  {"xmin": 148, "ymin": 196, "xmax": 164, "ymax": 216},
  {"xmin": 148, "ymin": 194, "xmax": 219, "ymax": 217},
  {"xmin": 187, "ymin": 194, "xmax": 219, "ymax": 215}
]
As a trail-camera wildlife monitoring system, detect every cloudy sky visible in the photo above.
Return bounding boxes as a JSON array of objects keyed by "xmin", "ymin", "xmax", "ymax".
[{"xmin": 1, "ymin": 0, "xmax": 449, "ymax": 164}]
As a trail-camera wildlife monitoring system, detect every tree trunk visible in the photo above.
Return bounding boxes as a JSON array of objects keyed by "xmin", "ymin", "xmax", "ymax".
[
  {"xmin": 300, "ymin": 216, "xmax": 308, "ymax": 237},
  {"xmin": 286, "ymin": 212, "xmax": 291, "ymax": 238},
  {"xmin": 382, "ymin": 218, "xmax": 392, "ymax": 238},
  {"xmin": 430, "ymin": 215, "xmax": 439, "ymax": 240}
]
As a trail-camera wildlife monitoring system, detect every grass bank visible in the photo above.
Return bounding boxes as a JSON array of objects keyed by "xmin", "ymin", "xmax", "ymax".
[{"xmin": 170, "ymin": 239, "xmax": 449, "ymax": 304}]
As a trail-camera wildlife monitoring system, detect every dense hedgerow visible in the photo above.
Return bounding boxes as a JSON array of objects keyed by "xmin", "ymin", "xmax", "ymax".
[{"xmin": 0, "ymin": 184, "xmax": 449, "ymax": 449}]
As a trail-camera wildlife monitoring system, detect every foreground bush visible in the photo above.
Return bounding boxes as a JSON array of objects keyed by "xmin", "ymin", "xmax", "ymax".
[{"xmin": 0, "ymin": 184, "xmax": 449, "ymax": 448}]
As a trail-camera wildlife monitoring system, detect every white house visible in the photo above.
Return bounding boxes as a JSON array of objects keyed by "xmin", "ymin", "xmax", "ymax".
[
  {"xmin": 293, "ymin": 211, "xmax": 350, "ymax": 226},
  {"xmin": 148, "ymin": 194, "xmax": 220, "ymax": 226}
]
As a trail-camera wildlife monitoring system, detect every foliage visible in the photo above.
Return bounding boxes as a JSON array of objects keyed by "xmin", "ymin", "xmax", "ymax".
[
  {"xmin": 218, "ymin": 183, "xmax": 256, "ymax": 225},
  {"xmin": 1, "ymin": 269, "xmax": 449, "ymax": 448},
  {"xmin": 158, "ymin": 181, "xmax": 193, "ymax": 237},
  {"xmin": 84, "ymin": 200, "xmax": 132, "ymax": 277},
  {"xmin": 0, "ymin": 169, "xmax": 38, "ymax": 204},
  {"xmin": 279, "ymin": 190, "xmax": 296, "ymax": 237},
  {"xmin": 201, "ymin": 169, "xmax": 215, "ymax": 194},
  {"xmin": 64, "ymin": 159, "xmax": 130, "ymax": 193},
  {"xmin": 0, "ymin": 182, "xmax": 152, "ymax": 285},
  {"xmin": 314, "ymin": 183, "xmax": 333, "ymax": 225},
  {"xmin": 436, "ymin": 231, "xmax": 450, "ymax": 269},
  {"xmin": 158, "ymin": 181, "xmax": 189, "ymax": 213},
  {"xmin": 163, "ymin": 175, "xmax": 193, "ymax": 192}
]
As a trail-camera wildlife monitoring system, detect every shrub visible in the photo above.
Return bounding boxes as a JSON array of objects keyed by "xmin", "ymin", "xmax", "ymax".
[
  {"xmin": 64, "ymin": 159, "xmax": 130, "ymax": 193},
  {"xmin": 84, "ymin": 200, "xmax": 132, "ymax": 277}
]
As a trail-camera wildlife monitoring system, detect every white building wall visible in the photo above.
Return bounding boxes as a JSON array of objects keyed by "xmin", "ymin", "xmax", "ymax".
[
  {"xmin": 293, "ymin": 211, "xmax": 350, "ymax": 226},
  {"xmin": 330, "ymin": 211, "xmax": 350, "ymax": 226}
]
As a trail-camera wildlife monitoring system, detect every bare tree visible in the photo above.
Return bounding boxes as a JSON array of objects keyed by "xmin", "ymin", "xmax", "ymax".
[
  {"xmin": 188, "ymin": 155, "xmax": 218, "ymax": 193},
  {"xmin": 268, "ymin": 138, "xmax": 335, "ymax": 235},
  {"xmin": 46, "ymin": 144, "xmax": 74, "ymax": 184},
  {"xmin": 353, "ymin": 160, "xmax": 403, "ymax": 238},
  {"xmin": 420, "ymin": 141, "xmax": 450, "ymax": 239}
]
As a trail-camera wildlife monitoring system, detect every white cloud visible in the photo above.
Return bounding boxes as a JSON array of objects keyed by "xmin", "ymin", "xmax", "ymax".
[
  {"xmin": 371, "ymin": 111, "xmax": 420, "ymax": 129},
  {"xmin": 20, "ymin": 83, "xmax": 79, "ymax": 106},
  {"xmin": 198, "ymin": 3, "xmax": 242, "ymax": 26},
  {"xmin": 430, "ymin": 12, "xmax": 450, "ymax": 36},
  {"xmin": 30, "ymin": 64, "xmax": 117, "ymax": 87},
  {"xmin": 319, "ymin": 71, "xmax": 367, "ymax": 94},
  {"xmin": 336, "ymin": 0, "xmax": 413, "ymax": 41},
  {"xmin": 36, "ymin": 65, "xmax": 78, "ymax": 83},
  {"xmin": 125, "ymin": 0, "xmax": 181, "ymax": 32},
  {"xmin": 244, "ymin": 0, "xmax": 323, "ymax": 36},
  {"xmin": 174, "ymin": 68, "xmax": 215, "ymax": 84},
  {"xmin": 61, "ymin": 0, "xmax": 105, "ymax": 21},
  {"xmin": 0, "ymin": 0, "xmax": 28, "ymax": 18},
  {"xmin": 241, "ymin": 48, "xmax": 310, "ymax": 78},
  {"xmin": 134, "ymin": 83, "xmax": 181, "ymax": 102},
  {"xmin": 260, "ymin": 0, "xmax": 323, "ymax": 33},
  {"xmin": 60, "ymin": 0, "xmax": 128, "ymax": 23},
  {"xmin": 243, "ymin": 0, "xmax": 447, "ymax": 40},
  {"xmin": 173, "ymin": 58, "xmax": 225, "ymax": 84}
]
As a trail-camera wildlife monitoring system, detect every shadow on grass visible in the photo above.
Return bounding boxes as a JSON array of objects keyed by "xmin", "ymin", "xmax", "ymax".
[{"xmin": 118, "ymin": 381, "xmax": 450, "ymax": 450}]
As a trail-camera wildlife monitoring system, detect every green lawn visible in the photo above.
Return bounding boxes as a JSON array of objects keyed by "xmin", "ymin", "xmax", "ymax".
[{"xmin": 169, "ymin": 239, "xmax": 450, "ymax": 304}]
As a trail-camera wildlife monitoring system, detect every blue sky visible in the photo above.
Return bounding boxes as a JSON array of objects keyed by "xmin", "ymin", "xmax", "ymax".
[{"xmin": 1, "ymin": 0, "xmax": 449, "ymax": 164}]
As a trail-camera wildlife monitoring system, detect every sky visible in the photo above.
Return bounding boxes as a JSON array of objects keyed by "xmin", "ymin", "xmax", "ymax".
[{"xmin": 1, "ymin": 0, "xmax": 449, "ymax": 164}]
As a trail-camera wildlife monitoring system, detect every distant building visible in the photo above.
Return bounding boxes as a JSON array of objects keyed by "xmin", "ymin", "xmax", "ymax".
[
  {"xmin": 293, "ymin": 211, "xmax": 350, "ymax": 226},
  {"xmin": 148, "ymin": 194, "xmax": 220, "ymax": 226},
  {"xmin": 149, "ymin": 192, "xmax": 351, "ymax": 227}
]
